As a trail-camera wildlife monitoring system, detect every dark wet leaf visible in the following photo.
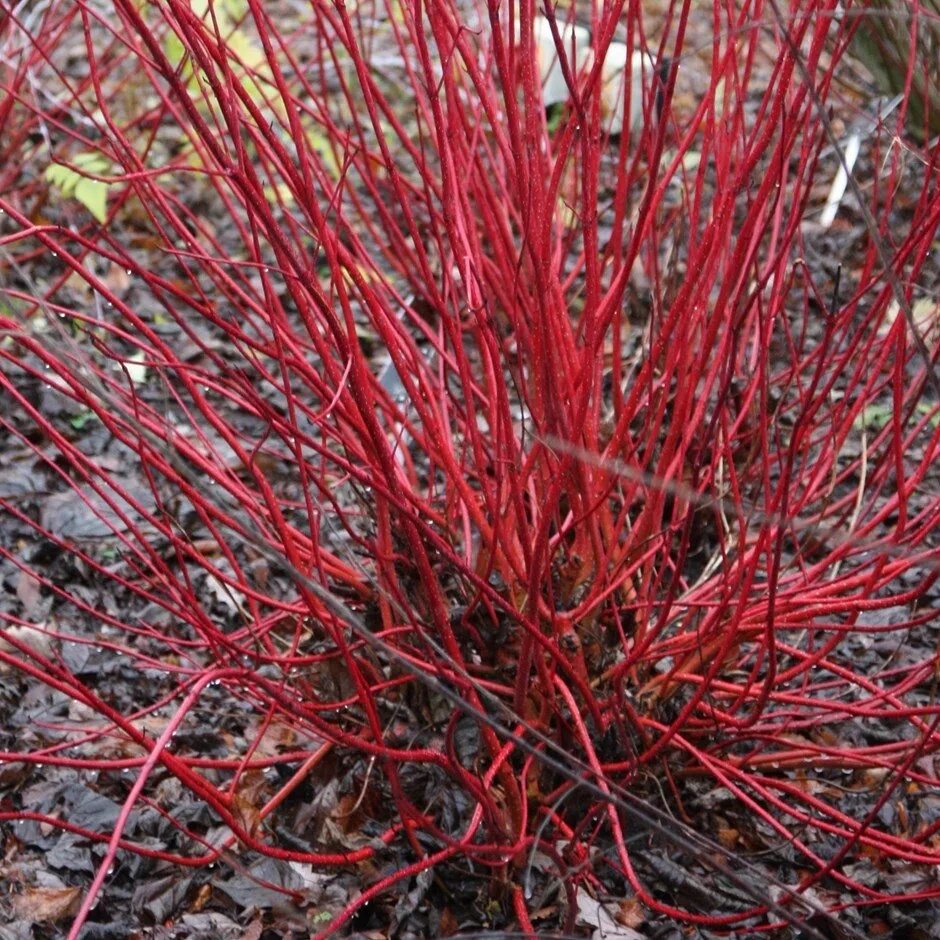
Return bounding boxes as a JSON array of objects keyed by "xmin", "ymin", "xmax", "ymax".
[
  {"xmin": 64, "ymin": 783, "xmax": 127, "ymax": 831},
  {"xmin": 40, "ymin": 482, "xmax": 154, "ymax": 540},
  {"xmin": 0, "ymin": 924, "xmax": 33, "ymax": 940},
  {"xmin": 76, "ymin": 924, "xmax": 137, "ymax": 939},
  {"xmin": 45, "ymin": 834, "xmax": 95, "ymax": 874},
  {"xmin": 60, "ymin": 640, "xmax": 94, "ymax": 674},
  {"xmin": 215, "ymin": 857, "xmax": 303, "ymax": 913},
  {"xmin": 132, "ymin": 873, "xmax": 194, "ymax": 924},
  {"xmin": 288, "ymin": 864, "xmax": 352, "ymax": 911},
  {"xmin": 0, "ymin": 456, "xmax": 42, "ymax": 499},
  {"xmin": 176, "ymin": 912, "xmax": 244, "ymax": 938},
  {"xmin": 390, "ymin": 869, "xmax": 432, "ymax": 934}
]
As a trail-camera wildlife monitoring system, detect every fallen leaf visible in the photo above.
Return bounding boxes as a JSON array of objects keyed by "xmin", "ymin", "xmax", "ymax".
[
  {"xmin": 41, "ymin": 482, "xmax": 154, "ymax": 540},
  {"xmin": 125, "ymin": 350, "xmax": 148, "ymax": 385},
  {"xmin": 15, "ymin": 570, "xmax": 44, "ymax": 619},
  {"xmin": 576, "ymin": 889, "xmax": 645, "ymax": 940},
  {"xmin": 880, "ymin": 296, "xmax": 940, "ymax": 341},
  {"xmin": 104, "ymin": 263, "xmax": 132, "ymax": 296},
  {"xmin": 204, "ymin": 573, "xmax": 245, "ymax": 616},
  {"xmin": 11, "ymin": 886, "xmax": 81, "ymax": 923},
  {"xmin": 231, "ymin": 770, "xmax": 268, "ymax": 840},
  {"xmin": 238, "ymin": 918, "xmax": 263, "ymax": 940},
  {"xmin": 438, "ymin": 907, "xmax": 459, "ymax": 935},
  {"xmin": 179, "ymin": 912, "xmax": 243, "ymax": 937},
  {"xmin": 190, "ymin": 882, "xmax": 212, "ymax": 913},
  {"xmin": 132, "ymin": 873, "xmax": 193, "ymax": 924},
  {"xmin": 0, "ymin": 623, "xmax": 55, "ymax": 660},
  {"xmin": 250, "ymin": 719, "xmax": 297, "ymax": 759},
  {"xmin": 616, "ymin": 897, "xmax": 645, "ymax": 929}
]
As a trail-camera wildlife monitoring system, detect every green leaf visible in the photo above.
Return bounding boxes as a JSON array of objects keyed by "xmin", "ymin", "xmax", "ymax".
[
  {"xmin": 162, "ymin": 1, "xmax": 268, "ymax": 103},
  {"xmin": 69, "ymin": 410, "xmax": 98, "ymax": 431},
  {"xmin": 854, "ymin": 403, "xmax": 893, "ymax": 431},
  {"xmin": 221, "ymin": 0, "xmax": 248, "ymax": 17},
  {"xmin": 72, "ymin": 178, "xmax": 108, "ymax": 223},
  {"xmin": 44, "ymin": 151, "xmax": 112, "ymax": 222},
  {"xmin": 853, "ymin": 402, "xmax": 939, "ymax": 432},
  {"xmin": 164, "ymin": 31, "xmax": 187, "ymax": 70},
  {"xmin": 72, "ymin": 151, "xmax": 109, "ymax": 174}
]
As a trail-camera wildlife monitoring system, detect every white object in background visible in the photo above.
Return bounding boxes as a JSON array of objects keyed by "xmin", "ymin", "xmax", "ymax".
[
  {"xmin": 819, "ymin": 133, "xmax": 861, "ymax": 228},
  {"xmin": 819, "ymin": 94, "xmax": 902, "ymax": 229},
  {"xmin": 600, "ymin": 43, "xmax": 649, "ymax": 135},
  {"xmin": 535, "ymin": 15, "xmax": 592, "ymax": 107}
]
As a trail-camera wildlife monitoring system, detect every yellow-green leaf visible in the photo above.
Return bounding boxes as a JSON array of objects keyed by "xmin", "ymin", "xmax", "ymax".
[
  {"xmin": 72, "ymin": 178, "xmax": 109, "ymax": 223},
  {"xmin": 44, "ymin": 152, "xmax": 112, "ymax": 223}
]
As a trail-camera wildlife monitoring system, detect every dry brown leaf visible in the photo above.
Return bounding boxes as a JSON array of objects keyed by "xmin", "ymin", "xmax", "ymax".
[
  {"xmin": 232, "ymin": 769, "xmax": 268, "ymax": 839},
  {"xmin": 103, "ymin": 262, "xmax": 132, "ymax": 296},
  {"xmin": 717, "ymin": 826, "xmax": 740, "ymax": 850},
  {"xmin": 616, "ymin": 896, "xmax": 646, "ymax": 929},
  {"xmin": 190, "ymin": 882, "xmax": 212, "ymax": 913},
  {"xmin": 438, "ymin": 907, "xmax": 459, "ymax": 935},
  {"xmin": 12, "ymin": 886, "xmax": 81, "ymax": 923},
  {"xmin": 248, "ymin": 718, "xmax": 299, "ymax": 759}
]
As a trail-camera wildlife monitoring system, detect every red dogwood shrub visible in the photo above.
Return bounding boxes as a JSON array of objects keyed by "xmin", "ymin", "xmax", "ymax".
[{"xmin": 0, "ymin": 0, "xmax": 938, "ymax": 935}]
